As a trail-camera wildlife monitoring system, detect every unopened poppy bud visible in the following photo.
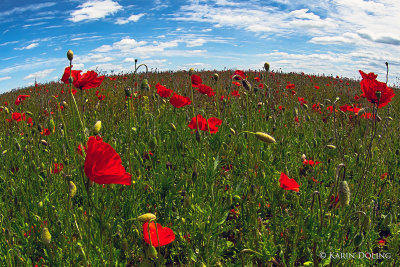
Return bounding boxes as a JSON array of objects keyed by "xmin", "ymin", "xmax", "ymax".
[
  {"xmin": 353, "ymin": 233, "xmax": 363, "ymax": 247},
  {"xmin": 137, "ymin": 213, "xmax": 156, "ymax": 222},
  {"xmin": 125, "ymin": 88, "xmax": 132, "ymax": 97},
  {"xmin": 50, "ymin": 118, "xmax": 55, "ymax": 132},
  {"xmin": 93, "ymin": 120, "xmax": 101, "ymax": 135},
  {"xmin": 383, "ymin": 213, "xmax": 392, "ymax": 227},
  {"xmin": 326, "ymin": 144, "xmax": 336, "ymax": 149},
  {"xmin": 264, "ymin": 62, "xmax": 270, "ymax": 72},
  {"xmin": 361, "ymin": 215, "xmax": 371, "ymax": 231},
  {"xmin": 196, "ymin": 130, "xmax": 201, "ymax": 142},
  {"xmin": 140, "ymin": 79, "xmax": 150, "ymax": 91},
  {"xmin": 67, "ymin": 50, "xmax": 74, "ymax": 61},
  {"xmin": 301, "ymin": 154, "xmax": 306, "ymax": 162},
  {"xmin": 41, "ymin": 227, "xmax": 51, "ymax": 244},
  {"xmin": 230, "ymin": 128, "xmax": 236, "ymax": 135},
  {"xmin": 189, "ymin": 68, "xmax": 194, "ymax": 76},
  {"xmin": 69, "ymin": 181, "xmax": 77, "ymax": 198},
  {"xmin": 148, "ymin": 245, "xmax": 158, "ymax": 259},
  {"xmin": 40, "ymin": 139, "xmax": 48, "ymax": 146},
  {"xmin": 213, "ymin": 73, "xmax": 219, "ymax": 81},
  {"xmin": 338, "ymin": 181, "xmax": 350, "ymax": 207},
  {"xmin": 62, "ymin": 101, "xmax": 68, "ymax": 109},
  {"xmin": 170, "ymin": 123, "xmax": 176, "ymax": 132},
  {"xmin": 255, "ymin": 132, "xmax": 276, "ymax": 144},
  {"xmin": 302, "ymin": 103, "xmax": 308, "ymax": 109},
  {"xmin": 242, "ymin": 79, "xmax": 251, "ymax": 91}
]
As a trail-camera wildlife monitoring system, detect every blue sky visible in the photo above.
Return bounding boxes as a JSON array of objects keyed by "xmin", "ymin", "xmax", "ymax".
[{"xmin": 1, "ymin": 0, "xmax": 400, "ymax": 93}]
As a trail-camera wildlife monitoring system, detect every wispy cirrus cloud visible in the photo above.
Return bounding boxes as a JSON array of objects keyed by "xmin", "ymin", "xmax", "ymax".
[
  {"xmin": 14, "ymin": 43, "xmax": 39, "ymax": 50},
  {"xmin": 0, "ymin": 2, "xmax": 56, "ymax": 18},
  {"xmin": 23, "ymin": 68, "xmax": 56, "ymax": 80},
  {"xmin": 69, "ymin": 0, "xmax": 122, "ymax": 22},
  {"xmin": 0, "ymin": 76, "xmax": 11, "ymax": 81},
  {"xmin": 115, "ymin": 13, "xmax": 145, "ymax": 24}
]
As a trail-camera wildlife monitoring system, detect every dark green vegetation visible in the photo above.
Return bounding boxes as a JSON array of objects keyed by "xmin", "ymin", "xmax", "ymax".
[{"xmin": 0, "ymin": 65, "xmax": 399, "ymax": 266}]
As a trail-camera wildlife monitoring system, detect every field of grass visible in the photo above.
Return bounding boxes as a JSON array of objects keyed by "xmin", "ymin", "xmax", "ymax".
[{"xmin": 0, "ymin": 54, "xmax": 399, "ymax": 266}]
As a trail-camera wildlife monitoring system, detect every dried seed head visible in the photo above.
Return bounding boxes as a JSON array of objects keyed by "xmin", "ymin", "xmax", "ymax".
[
  {"xmin": 255, "ymin": 132, "xmax": 276, "ymax": 144},
  {"xmin": 67, "ymin": 50, "xmax": 74, "ymax": 61},
  {"xmin": 93, "ymin": 120, "xmax": 102, "ymax": 135},
  {"xmin": 69, "ymin": 181, "xmax": 77, "ymax": 198},
  {"xmin": 338, "ymin": 181, "xmax": 350, "ymax": 207},
  {"xmin": 264, "ymin": 62, "xmax": 270, "ymax": 72},
  {"xmin": 41, "ymin": 227, "xmax": 52, "ymax": 244},
  {"xmin": 137, "ymin": 213, "xmax": 156, "ymax": 222}
]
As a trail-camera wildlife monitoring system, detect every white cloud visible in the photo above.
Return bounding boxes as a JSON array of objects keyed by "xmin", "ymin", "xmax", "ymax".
[
  {"xmin": 14, "ymin": 43, "xmax": 39, "ymax": 50},
  {"xmin": 186, "ymin": 38, "xmax": 207, "ymax": 47},
  {"xmin": 124, "ymin": 58, "xmax": 136, "ymax": 63},
  {"xmin": 23, "ymin": 69, "xmax": 56, "ymax": 80},
  {"xmin": 115, "ymin": 13, "xmax": 145, "ymax": 24},
  {"xmin": 179, "ymin": 62, "xmax": 212, "ymax": 70},
  {"xmin": 93, "ymin": 45, "xmax": 113, "ymax": 52},
  {"xmin": 77, "ymin": 53, "xmax": 114, "ymax": 63},
  {"xmin": 0, "ymin": 2, "xmax": 56, "ymax": 18},
  {"xmin": 0, "ymin": 76, "xmax": 11, "ymax": 81},
  {"xmin": 69, "ymin": 0, "xmax": 122, "ymax": 22}
]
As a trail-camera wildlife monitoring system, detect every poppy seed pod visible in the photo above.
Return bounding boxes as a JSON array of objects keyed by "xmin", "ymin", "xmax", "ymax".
[
  {"xmin": 338, "ymin": 181, "xmax": 350, "ymax": 207},
  {"xmin": 375, "ymin": 91, "xmax": 382, "ymax": 101},
  {"xmin": 93, "ymin": 120, "xmax": 101, "ymax": 135},
  {"xmin": 264, "ymin": 62, "xmax": 270, "ymax": 72},
  {"xmin": 41, "ymin": 227, "xmax": 51, "ymax": 244},
  {"xmin": 67, "ymin": 50, "xmax": 74, "ymax": 61},
  {"xmin": 138, "ymin": 213, "xmax": 156, "ymax": 222},
  {"xmin": 69, "ymin": 181, "xmax": 77, "ymax": 198},
  {"xmin": 255, "ymin": 132, "xmax": 276, "ymax": 144}
]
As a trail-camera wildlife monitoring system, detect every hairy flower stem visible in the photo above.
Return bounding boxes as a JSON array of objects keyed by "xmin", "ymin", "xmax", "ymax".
[{"xmin": 352, "ymin": 101, "xmax": 379, "ymax": 207}]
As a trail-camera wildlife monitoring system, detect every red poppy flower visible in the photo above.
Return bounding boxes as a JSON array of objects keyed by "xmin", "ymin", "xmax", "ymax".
[
  {"xmin": 258, "ymin": 83, "xmax": 264, "ymax": 89},
  {"xmin": 27, "ymin": 117, "xmax": 33, "ymax": 127},
  {"xmin": 197, "ymin": 84, "xmax": 215, "ymax": 97},
  {"xmin": 359, "ymin": 70, "xmax": 395, "ymax": 108},
  {"xmin": 61, "ymin": 66, "xmax": 105, "ymax": 90},
  {"xmin": 109, "ymin": 77, "xmax": 117, "ymax": 81},
  {"xmin": 169, "ymin": 93, "xmax": 192, "ymax": 108},
  {"xmin": 15, "ymin": 95, "xmax": 30, "ymax": 105},
  {"xmin": 286, "ymin": 83, "xmax": 295, "ymax": 90},
  {"xmin": 143, "ymin": 221, "xmax": 175, "ymax": 247},
  {"xmin": 191, "ymin": 74, "xmax": 202, "ymax": 87},
  {"xmin": 84, "ymin": 136, "xmax": 131, "ymax": 185},
  {"xmin": 298, "ymin": 97, "xmax": 307, "ymax": 105},
  {"xmin": 303, "ymin": 159, "xmax": 321, "ymax": 166},
  {"xmin": 51, "ymin": 163, "xmax": 64, "ymax": 174},
  {"xmin": 279, "ymin": 172, "xmax": 300, "ymax": 192},
  {"xmin": 41, "ymin": 128, "xmax": 51, "ymax": 136},
  {"xmin": 11, "ymin": 112, "xmax": 26, "ymax": 122},
  {"xmin": 254, "ymin": 77, "xmax": 260, "ymax": 82},
  {"xmin": 156, "ymin": 83, "xmax": 173, "ymax": 98},
  {"xmin": 291, "ymin": 90, "xmax": 296, "ymax": 95},
  {"xmin": 231, "ymin": 70, "xmax": 246, "ymax": 80},
  {"xmin": 380, "ymin": 172, "xmax": 388, "ymax": 180},
  {"xmin": 231, "ymin": 90, "xmax": 240, "ymax": 97},
  {"xmin": 326, "ymin": 106, "xmax": 333, "ymax": 113},
  {"xmin": 188, "ymin": 114, "xmax": 222, "ymax": 134},
  {"xmin": 98, "ymin": 95, "xmax": 105, "ymax": 101},
  {"xmin": 314, "ymin": 85, "xmax": 320, "ymax": 90},
  {"xmin": 232, "ymin": 81, "xmax": 241, "ymax": 87},
  {"xmin": 294, "ymin": 116, "xmax": 299, "ymax": 123}
]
